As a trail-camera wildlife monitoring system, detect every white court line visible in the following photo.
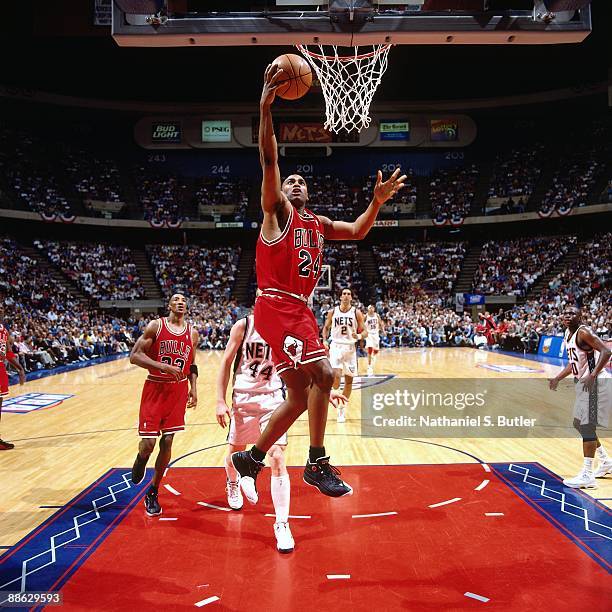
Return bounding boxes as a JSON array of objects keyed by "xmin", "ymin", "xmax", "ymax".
[
  {"xmin": 164, "ymin": 468, "xmax": 169, "ymax": 477},
  {"xmin": 265, "ymin": 514, "xmax": 311, "ymax": 519},
  {"xmin": 464, "ymin": 592, "xmax": 490, "ymax": 603},
  {"xmin": 475, "ymin": 479, "xmax": 490, "ymax": 491},
  {"xmin": 482, "ymin": 463, "xmax": 491, "ymax": 472},
  {"xmin": 352, "ymin": 512, "xmax": 398, "ymax": 519},
  {"xmin": 485, "ymin": 513, "xmax": 504, "ymax": 517},
  {"xmin": 195, "ymin": 596, "xmax": 220, "ymax": 607},
  {"xmin": 164, "ymin": 484, "xmax": 181, "ymax": 496},
  {"xmin": 198, "ymin": 502, "xmax": 232, "ymax": 512},
  {"xmin": 159, "ymin": 517, "xmax": 177, "ymax": 521},
  {"xmin": 327, "ymin": 575, "xmax": 350, "ymax": 580},
  {"xmin": 428, "ymin": 497, "xmax": 461, "ymax": 508}
]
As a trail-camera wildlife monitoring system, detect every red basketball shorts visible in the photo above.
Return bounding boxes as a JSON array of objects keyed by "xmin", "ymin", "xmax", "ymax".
[
  {"xmin": 138, "ymin": 379, "xmax": 188, "ymax": 437},
  {"xmin": 0, "ymin": 363, "xmax": 8, "ymax": 397},
  {"xmin": 254, "ymin": 294, "xmax": 327, "ymax": 375}
]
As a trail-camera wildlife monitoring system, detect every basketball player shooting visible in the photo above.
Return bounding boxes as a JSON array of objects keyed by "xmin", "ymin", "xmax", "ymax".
[
  {"xmin": 232, "ymin": 62, "xmax": 406, "ymax": 500},
  {"xmin": 549, "ymin": 306, "xmax": 612, "ymax": 489}
]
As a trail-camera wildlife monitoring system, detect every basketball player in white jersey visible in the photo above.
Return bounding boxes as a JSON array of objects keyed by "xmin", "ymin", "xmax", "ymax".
[
  {"xmin": 322, "ymin": 288, "xmax": 367, "ymax": 422},
  {"xmin": 549, "ymin": 306, "xmax": 612, "ymax": 488},
  {"xmin": 216, "ymin": 313, "xmax": 295, "ymax": 553},
  {"xmin": 364, "ymin": 305, "xmax": 384, "ymax": 376}
]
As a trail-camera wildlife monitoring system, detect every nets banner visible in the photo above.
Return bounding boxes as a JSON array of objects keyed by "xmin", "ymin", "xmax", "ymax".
[{"xmin": 251, "ymin": 118, "xmax": 359, "ymax": 144}]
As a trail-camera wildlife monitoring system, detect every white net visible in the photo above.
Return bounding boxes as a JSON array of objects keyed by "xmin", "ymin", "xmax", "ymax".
[{"xmin": 296, "ymin": 44, "xmax": 392, "ymax": 134}]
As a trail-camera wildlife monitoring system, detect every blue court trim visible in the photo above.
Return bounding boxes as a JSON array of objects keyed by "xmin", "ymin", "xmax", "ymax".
[
  {"xmin": 0, "ymin": 467, "xmax": 149, "ymax": 600},
  {"xmin": 7, "ymin": 353, "xmax": 129, "ymax": 386},
  {"xmin": 490, "ymin": 348, "xmax": 566, "ymax": 367},
  {"xmin": 492, "ymin": 462, "xmax": 611, "ymax": 572}
]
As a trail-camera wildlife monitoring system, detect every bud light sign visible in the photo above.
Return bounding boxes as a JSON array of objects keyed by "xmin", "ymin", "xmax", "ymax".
[
  {"xmin": 151, "ymin": 122, "xmax": 182, "ymax": 143},
  {"xmin": 202, "ymin": 120, "xmax": 232, "ymax": 143}
]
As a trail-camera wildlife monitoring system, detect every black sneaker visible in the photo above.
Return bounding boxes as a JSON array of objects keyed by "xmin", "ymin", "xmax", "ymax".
[
  {"xmin": 303, "ymin": 456, "xmax": 353, "ymax": 497},
  {"xmin": 131, "ymin": 453, "xmax": 147, "ymax": 485},
  {"xmin": 144, "ymin": 487, "xmax": 162, "ymax": 516},
  {"xmin": 231, "ymin": 451, "xmax": 264, "ymax": 504},
  {"xmin": 0, "ymin": 439, "xmax": 15, "ymax": 450}
]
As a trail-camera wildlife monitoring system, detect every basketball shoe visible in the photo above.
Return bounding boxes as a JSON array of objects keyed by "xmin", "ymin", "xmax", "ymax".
[
  {"xmin": 131, "ymin": 453, "xmax": 147, "ymax": 485},
  {"xmin": 231, "ymin": 451, "xmax": 264, "ymax": 504},
  {"xmin": 144, "ymin": 486, "xmax": 162, "ymax": 516},
  {"xmin": 0, "ymin": 439, "xmax": 15, "ymax": 450},
  {"xmin": 562, "ymin": 470, "xmax": 597, "ymax": 489},
  {"xmin": 303, "ymin": 456, "xmax": 353, "ymax": 497},
  {"xmin": 226, "ymin": 479, "xmax": 244, "ymax": 510},
  {"xmin": 594, "ymin": 458, "xmax": 612, "ymax": 478},
  {"xmin": 274, "ymin": 522, "xmax": 294, "ymax": 554}
]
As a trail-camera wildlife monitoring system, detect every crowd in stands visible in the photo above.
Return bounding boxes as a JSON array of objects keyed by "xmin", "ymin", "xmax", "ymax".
[
  {"xmin": 360, "ymin": 170, "xmax": 418, "ymax": 219},
  {"xmin": 147, "ymin": 244, "xmax": 240, "ymax": 302},
  {"xmin": 134, "ymin": 167, "xmax": 188, "ymax": 225},
  {"xmin": 487, "ymin": 144, "xmax": 544, "ymax": 201},
  {"xmin": 471, "ymin": 236, "xmax": 575, "ymax": 296},
  {"xmin": 374, "ymin": 241, "xmax": 466, "ymax": 301},
  {"xmin": 306, "ymin": 176, "xmax": 361, "ymax": 219},
  {"xmin": 65, "ymin": 148, "xmax": 124, "ymax": 204},
  {"xmin": 36, "ymin": 240, "xmax": 144, "ymax": 300},
  {"xmin": 429, "ymin": 165, "xmax": 479, "ymax": 221},
  {"xmin": 539, "ymin": 146, "xmax": 603, "ymax": 215},
  {"xmin": 195, "ymin": 176, "xmax": 249, "ymax": 221}
]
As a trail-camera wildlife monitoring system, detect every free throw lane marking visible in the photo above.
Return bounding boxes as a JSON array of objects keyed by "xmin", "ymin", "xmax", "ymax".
[
  {"xmin": 352, "ymin": 512, "xmax": 398, "ymax": 519},
  {"xmin": 195, "ymin": 596, "xmax": 220, "ymax": 607},
  {"xmin": 197, "ymin": 501, "xmax": 232, "ymax": 512},
  {"xmin": 428, "ymin": 497, "xmax": 461, "ymax": 508},
  {"xmin": 465, "ymin": 592, "xmax": 490, "ymax": 603},
  {"xmin": 475, "ymin": 479, "xmax": 490, "ymax": 491},
  {"xmin": 485, "ymin": 513, "xmax": 504, "ymax": 517},
  {"xmin": 265, "ymin": 514, "xmax": 311, "ymax": 519},
  {"xmin": 164, "ymin": 484, "xmax": 181, "ymax": 496},
  {"xmin": 327, "ymin": 575, "xmax": 350, "ymax": 580}
]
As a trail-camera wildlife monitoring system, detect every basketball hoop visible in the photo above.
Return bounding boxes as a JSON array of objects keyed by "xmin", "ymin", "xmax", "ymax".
[{"xmin": 296, "ymin": 44, "xmax": 392, "ymax": 134}]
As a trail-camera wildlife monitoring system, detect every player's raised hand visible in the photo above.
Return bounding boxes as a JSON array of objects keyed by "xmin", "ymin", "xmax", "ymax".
[
  {"xmin": 159, "ymin": 362, "xmax": 183, "ymax": 381},
  {"xmin": 261, "ymin": 63, "xmax": 285, "ymax": 108},
  {"xmin": 373, "ymin": 167, "xmax": 407, "ymax": 206},
  {"xmin": 329, "ymin": 390, "xmax": 348, "ymax": 409},
  {"xmin": 216, "ymin": 400, "xmax": 231, "ymax": 428}
]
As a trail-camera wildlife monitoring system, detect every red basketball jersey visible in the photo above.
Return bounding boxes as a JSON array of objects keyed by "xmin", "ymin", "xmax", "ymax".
[
  {"xmin": 0, "ymin": 324, "xmax": 9, "ymax": 362},
  {"xmin": 256, "ymin": 205, "xmax": 325, "ymax": 299},
  {"xmin": 146, "ymin": 317, "xmax": 194, "ymax": 382}
]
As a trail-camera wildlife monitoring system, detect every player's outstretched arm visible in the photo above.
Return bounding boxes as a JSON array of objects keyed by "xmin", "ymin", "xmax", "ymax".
[
  {"xmin": 318, "ymin": 168, "xmax": 407, "ymax": 241},
  {"xmin": 549, "ymin": 362, "xmax": 573, "ymax": 390},
  {"xmin": 187, "ymin": 329, "xmax": 200, "ymax": 409},
  {"xmin": 215, "ymin": 318, "xmax": 246, "ymax": 428},
  {"xmin": 259, "ymin": 63, "xmax": 290, "ymax": 216},
  {"xmin": 355, "ymin": 309, "xmax": 368, "ymax": 340},
  {"xmin": 130, "ymin": 320, "xmax": 182, "ymax": 380}
]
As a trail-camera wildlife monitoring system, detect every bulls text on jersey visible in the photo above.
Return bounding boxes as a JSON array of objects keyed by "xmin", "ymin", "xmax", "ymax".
[{"xmin": 159, "ymin": 339, "xmax": 192, "ymax": 362}]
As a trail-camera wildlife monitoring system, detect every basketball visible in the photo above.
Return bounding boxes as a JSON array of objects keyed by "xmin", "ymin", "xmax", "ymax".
[{"xmin": 272, "ymin": 53, "xmax": 313, "ymax": 100}]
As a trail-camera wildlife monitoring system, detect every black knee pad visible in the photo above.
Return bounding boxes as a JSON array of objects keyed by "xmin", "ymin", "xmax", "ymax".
[{"xmin": 579, "ymin": 423, "xmax": 597, "ymax": 442}]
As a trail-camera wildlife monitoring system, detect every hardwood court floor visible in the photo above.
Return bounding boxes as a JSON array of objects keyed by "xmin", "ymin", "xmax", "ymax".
[{"xmin": 1, "ymin": 347, "xmax": 611, "ymax": 550}]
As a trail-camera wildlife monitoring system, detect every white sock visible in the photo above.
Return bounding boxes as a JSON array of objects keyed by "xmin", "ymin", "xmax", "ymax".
[
  {"xmin": 271, "ymin": 474, "xmax": 290, "ymax": 524},
  {"xmin": 225, "ymin": 455, "xmax": 239, "ymax": 483},
  {"xmin": 596, "ymin": 445, "xmax": 609, "ymax": 461},
  {"xmin": 583, "ymin": 457, "xmax": 594, "ymax": 474}
]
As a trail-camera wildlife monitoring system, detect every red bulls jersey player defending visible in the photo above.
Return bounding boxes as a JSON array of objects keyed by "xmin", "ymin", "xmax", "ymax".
[
  {"xmin": 232, "ymin": 62, "xmax": 406, "ymax": 500},
  {"xmin": 129, "ymin": 294, "xmax": 199, "ymax": 516}
]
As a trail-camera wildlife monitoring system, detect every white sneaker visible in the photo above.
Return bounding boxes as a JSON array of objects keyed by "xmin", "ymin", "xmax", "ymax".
[
  {"xmin": 337, "ymin": 409, "xmax": 346, "ymax": 423},
  {"xmin": 226, "ymin": 480, "xmax": 243, "ymax": 510},
  {"xmin": 367, "ymin": 367, "xmax": 373, "ymax": 376},
  {"xmin": 594, "ymin": 458, "xmax": 612, "ymax": 478},
  {"xmin": 562, "ymin": 470, "xmax": 597, "ymax": 489},
  {"xmin": 274, "ymin": 521, "xmax": 294, "ymax": 553}
]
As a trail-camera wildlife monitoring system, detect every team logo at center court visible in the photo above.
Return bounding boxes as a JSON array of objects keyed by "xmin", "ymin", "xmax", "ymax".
[{"xmin": 282, "ymin": 335, "xmax": 305, "ymax": 366}]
